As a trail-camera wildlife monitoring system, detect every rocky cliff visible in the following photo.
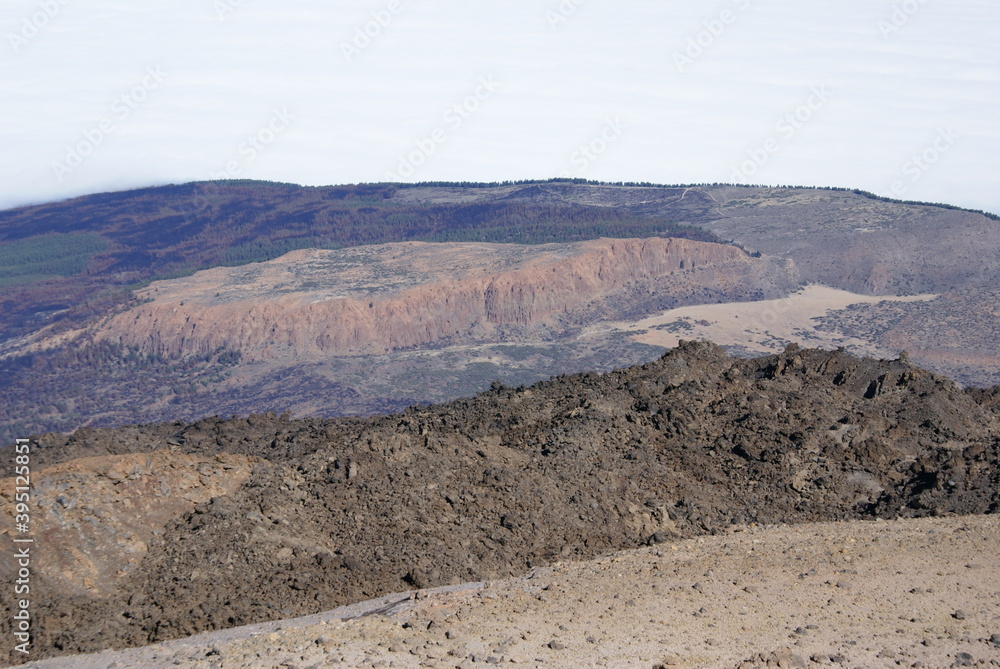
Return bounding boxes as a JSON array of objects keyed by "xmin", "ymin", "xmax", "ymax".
[{"xmin": 97, "ymin": 238, "xmax": 791, "ymax": 360}]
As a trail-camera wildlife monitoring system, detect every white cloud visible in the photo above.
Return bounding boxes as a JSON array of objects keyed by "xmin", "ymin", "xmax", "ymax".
[{"xmin": 1, "ymin": 0, "xmax": 998, "ymax": 214}]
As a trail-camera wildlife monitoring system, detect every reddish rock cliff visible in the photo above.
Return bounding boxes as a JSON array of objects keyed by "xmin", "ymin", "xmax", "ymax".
[{"xmin": 97, "ymin": 238, "xmax": 789, "ymax": 360}]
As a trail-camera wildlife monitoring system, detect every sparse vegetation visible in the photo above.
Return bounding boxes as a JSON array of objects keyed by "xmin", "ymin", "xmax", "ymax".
[
  {"xmin": 653, "ymin": 319, "xmax": 695, "ymax": 333},
  {"xmin": 0, "ymin": 342, "xmax": 240, "ymax": 444}
]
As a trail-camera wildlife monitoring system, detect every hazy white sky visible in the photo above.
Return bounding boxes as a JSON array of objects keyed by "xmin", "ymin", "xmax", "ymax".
[{"xmin": 2, "ymin": 0, "xmax": 998, "ymax": 214}]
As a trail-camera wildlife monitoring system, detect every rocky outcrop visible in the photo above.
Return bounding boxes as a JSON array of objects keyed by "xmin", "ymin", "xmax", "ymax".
[
  {"xmin": 98, "ymin": 238, "xmax": 791, "ymax": 360},
  {"xmin": 0, "ymin": 451, "xmax": 258, "ymax": 599},
  {"xmin": 5, "ymin": 343, "xmax": 999, "ymax": 662}
]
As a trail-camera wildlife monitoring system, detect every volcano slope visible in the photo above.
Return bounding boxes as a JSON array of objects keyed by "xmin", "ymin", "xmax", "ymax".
[{"xmin": 2, "ymin": 341, "xmax": 999, "ymax": 663}]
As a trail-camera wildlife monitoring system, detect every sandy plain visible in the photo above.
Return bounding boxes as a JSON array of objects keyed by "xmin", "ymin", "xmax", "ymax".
[
  {"xmin": 582, "ymin": 284, "xmax": 938, "ymax": 359},
  {"xmin": 11, "ymin": 514, "xmax": 999, "ymax": 669}
]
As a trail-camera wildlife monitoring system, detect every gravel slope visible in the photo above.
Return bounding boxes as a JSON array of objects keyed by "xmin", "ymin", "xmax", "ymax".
[{"xmin": 11, "ymin": 514, "xmax": 999, "ymax": 669}]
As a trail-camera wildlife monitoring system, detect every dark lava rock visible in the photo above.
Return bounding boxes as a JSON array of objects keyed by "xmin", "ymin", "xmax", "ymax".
[{"xmin": 7, "ymin": 342, "xmax": 1000, "ymax": 663}]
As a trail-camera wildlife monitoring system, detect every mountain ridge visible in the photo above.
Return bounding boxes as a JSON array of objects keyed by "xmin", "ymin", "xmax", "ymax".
[{"xmin": 3, "ymin": 180, "xmax": 1000, "ymax": 443}]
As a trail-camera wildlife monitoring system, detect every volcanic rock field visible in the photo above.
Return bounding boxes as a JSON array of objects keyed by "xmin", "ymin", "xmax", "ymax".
[{"xmin": 3, "ymin": 342, "xmax": 999, "ymax": 666}]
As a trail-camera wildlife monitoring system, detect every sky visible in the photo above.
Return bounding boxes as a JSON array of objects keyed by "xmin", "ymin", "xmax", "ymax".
[{"xmin": 1, "ymin": 0, "xmax": 998, "ymax": 214}]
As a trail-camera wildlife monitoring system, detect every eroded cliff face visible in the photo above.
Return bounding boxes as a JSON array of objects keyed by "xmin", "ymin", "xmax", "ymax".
[{"xmin": 97, "ymin": 238, "xmax": 791, "ymax": 360}]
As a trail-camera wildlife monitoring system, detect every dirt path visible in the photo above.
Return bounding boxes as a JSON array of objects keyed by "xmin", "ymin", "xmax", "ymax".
[{"xmin": 13, "ymin": 514, "xmax": 999, "ymax": 669}]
